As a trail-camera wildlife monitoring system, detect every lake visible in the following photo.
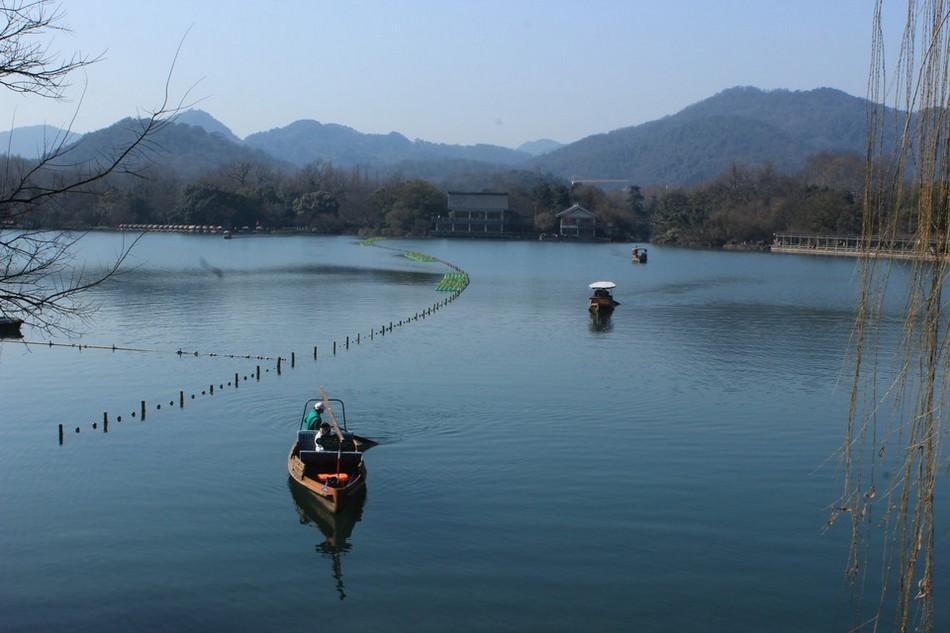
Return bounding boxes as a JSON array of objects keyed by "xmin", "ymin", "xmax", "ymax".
[{"xmin": 0, "ymin": 233, "xmax": 944, "ymax": 632}]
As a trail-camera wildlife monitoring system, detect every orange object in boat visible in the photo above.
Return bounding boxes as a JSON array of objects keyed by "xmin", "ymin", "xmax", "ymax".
[{"xmin": 317, "ymin": 473, "xmax": 349, "ymax": 482}]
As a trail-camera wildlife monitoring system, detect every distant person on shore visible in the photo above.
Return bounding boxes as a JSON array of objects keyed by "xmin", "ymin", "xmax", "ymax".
[{"xmin": 304, "ymin": 401, "xmax": 324, "ymax": 431}]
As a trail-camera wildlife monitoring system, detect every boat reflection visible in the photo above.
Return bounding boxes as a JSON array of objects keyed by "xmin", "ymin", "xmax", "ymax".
[
  {"xmin": 589, "ymin": 312, "xmax": 613, "ymax": 332},
  {"xmin": 288, "ymin": 477, "xmax": 367, "ymax": 600}
]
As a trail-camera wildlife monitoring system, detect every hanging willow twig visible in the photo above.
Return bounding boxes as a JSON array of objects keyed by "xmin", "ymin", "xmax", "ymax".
[{"xmin": 843, "ymin": 2, "xmax": 949, "ymax": 632}]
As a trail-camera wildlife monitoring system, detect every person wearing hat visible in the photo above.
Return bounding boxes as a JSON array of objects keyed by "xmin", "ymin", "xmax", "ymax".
[{"xmin": 304, "ymin": 401, "xmax": 325, "ymax": 431}]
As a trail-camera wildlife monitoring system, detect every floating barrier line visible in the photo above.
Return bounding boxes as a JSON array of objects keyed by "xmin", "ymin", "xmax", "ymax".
[
  {"xmin": 52, "ymin": 241, "xmax": 471, "ymax": 445},
  {"xmin": 5, "ymin": 339, "xmax": 279, "ymax": 361}
]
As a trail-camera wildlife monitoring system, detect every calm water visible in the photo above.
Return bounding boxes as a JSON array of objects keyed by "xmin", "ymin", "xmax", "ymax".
[{"xmin": 0, "ymin": 234, "xmax": 944, "ymax": 632}]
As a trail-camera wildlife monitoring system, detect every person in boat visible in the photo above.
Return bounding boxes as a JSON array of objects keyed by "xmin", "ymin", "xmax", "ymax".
[
  {"xmin": 315, "ymin": 421, "xmax": 343, "ymax": 451},
  {"xmin": 304, "ymin": 401, "xmax": 325, "ymax": 431}
]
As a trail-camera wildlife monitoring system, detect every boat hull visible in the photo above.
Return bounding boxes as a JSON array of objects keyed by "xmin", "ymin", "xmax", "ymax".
[
  {"xmin": 588, "ymin": 296, "xmax": 617, "ymax": 314},
  {"xmin": 288, "ymin": 442, "xmax": 367, "ymax": 514}
]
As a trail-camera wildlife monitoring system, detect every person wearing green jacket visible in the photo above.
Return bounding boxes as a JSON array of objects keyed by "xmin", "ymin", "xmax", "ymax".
[{"xmin": 304, "ymin": 401, "xmax": 324, "ymax": 431}]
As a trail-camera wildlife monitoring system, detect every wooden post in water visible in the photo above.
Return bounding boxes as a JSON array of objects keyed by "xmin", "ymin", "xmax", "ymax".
[
  {"xmin": 346, "ymin": 336, "xmax": 350, "ymax": 350},
  {"xmin": 291, "ymin": 352, "xmax": 295, "ymax": 368},
  {"xmin": 381, "ymin": 324, "xmax": 385, "ymax": 336},
  {"xmin": 58, "ymin": 424, "xmax": 63, "ymax": 445},
  {"xmin": 389, "ymin": 321, "xmax": 393, "ymax": 331},
  {"xmin": 357, "ymin": 333, "xmax": 360, "ymax": 344},
  {"xmin": 141, "ymin": 401, "xmax": 146, "ymax": 420},
  {"xmin": 370, "ymin": 329, "xmax": 374, "ymax": 340},
  {"xmin": 256, "ymin": 365, "xmax": 261, "ymax": 381},
  {"xmin": 179, "ymin": 390, "xmax": 184, "ymax": 408},
  {"xmin": 235, "ymin": 372, "xmax": 240, "ymax": 387},
  {"xmin": 333, "ymin": 341, "xmax": 336, "ymax": 355},
  {"xmin": 313, "ymin": 345, "xmax": 318, "ymax": 360},
  {"xmin": 103, "ymin": 412, "xmax": 108, "ymax": 433},
  {"xmin": 210, "ymin": 384, "xmax": 214, "ymax": 395},
  {"xmin": 277, "ymin": 358, "xmax": 282, "ymax": 375}
]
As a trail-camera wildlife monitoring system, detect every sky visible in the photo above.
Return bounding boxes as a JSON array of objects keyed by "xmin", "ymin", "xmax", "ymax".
[{"xmin": 1, "ymin": 0, "xmax": 909, "ymax": 148}]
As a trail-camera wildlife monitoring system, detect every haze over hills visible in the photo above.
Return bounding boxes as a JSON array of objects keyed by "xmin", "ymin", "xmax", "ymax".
[
  {"xmin": 243, "ymin": 120, "xmax": 530, "ymax": 167},
  {"xmin": 0, "ymin": 125, "xmax": 83, "ymax": 159},
  {"xmin": 1, "ymin": 87, "xmax": 901, "ymax": 186},
  {"xmin": 516, "ymin": 139, "xmax": 564, "ymax": 156}
]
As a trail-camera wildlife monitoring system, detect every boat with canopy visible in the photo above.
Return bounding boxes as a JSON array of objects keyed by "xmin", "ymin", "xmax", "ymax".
[{"xmin": 588, "ymin": 281, "xmax": 619, "ymax": 314}]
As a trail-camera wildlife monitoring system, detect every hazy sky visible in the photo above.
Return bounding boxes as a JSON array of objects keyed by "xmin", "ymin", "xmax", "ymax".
[{"xmin": 2, "ymin": 0, "xmax": 908, "ymax": 147}]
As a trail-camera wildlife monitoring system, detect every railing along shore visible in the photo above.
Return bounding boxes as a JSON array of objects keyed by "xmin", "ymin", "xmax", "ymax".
[{"xmin": 771, "ymin": 233, "xmax": 944, "ymax": 261}]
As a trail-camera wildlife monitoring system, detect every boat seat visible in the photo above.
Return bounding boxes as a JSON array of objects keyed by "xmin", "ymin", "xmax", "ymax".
[
  {"xmin": 299, "ymin": 450, "xmax": 362, "ymax": 472},
  {"xmin": 298, "ymin": 430, "xmax": 318, "ymax": 452}
]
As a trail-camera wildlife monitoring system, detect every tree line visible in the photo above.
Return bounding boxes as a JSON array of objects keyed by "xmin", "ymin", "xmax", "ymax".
[{"xmin": 8, "ymin": 147, "xmax": 882, "ymax": 245}]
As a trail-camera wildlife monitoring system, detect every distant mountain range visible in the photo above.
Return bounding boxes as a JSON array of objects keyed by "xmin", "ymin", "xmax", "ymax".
[
  {"xmin": 533, "ymin": 86, "xmax": 884, "ymax": 185},
  {"xmin": 243, "ymin": 120, "xmax": 531, "ymax": 167},
  {"xmin": 57, "ymin": 117, "xmax": 283, "ymax": 177},
  {"xmin": 0, "ymin": 125, "xmax": 83, "ymax": 159},
  {"xmin": 1, "ymin": 87, "xmax": 897, "ymax": 186}
]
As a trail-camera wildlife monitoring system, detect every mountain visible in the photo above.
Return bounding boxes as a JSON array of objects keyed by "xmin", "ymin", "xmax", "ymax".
[
  {"xmin": 0, "ymin": 125, "xmax": 83, "ymax": 159},
  {"xmin": 517, "ymin": 138, "xmax": 563, "ymax": 156},
  {"xmin": 533, "ymin": 86, "xmax": 891, "ymax": 186},
  {"xmin": 172, "ymin": 109, "xmax": 242, "ymax": 144},
  {"xmin": 244, "ymin": 119, "xmax": 531, "ymax": 167},
  {"xmin": 59, "ymin": 118, "xmax": 282, "ymax": 178}
]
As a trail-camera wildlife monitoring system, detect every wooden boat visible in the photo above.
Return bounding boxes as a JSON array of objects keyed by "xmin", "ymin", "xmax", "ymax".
[
  {"xmin": 222, "ymin": 230, "xmax": 232, "ymax": 239},
  {"xmin": 588, "ymin": 281, "xmax": 619, "ymax": 314},
  {"xmin": 632, "ymin": 246, "xmax": 648, "ymax": 263},
  {"xmin": 0, "ymin": 317, "xmax": 24, "ymax": 338},
  {"xmin": 288, "ymin": 397, "xmax": 367, "ymax": 514}
]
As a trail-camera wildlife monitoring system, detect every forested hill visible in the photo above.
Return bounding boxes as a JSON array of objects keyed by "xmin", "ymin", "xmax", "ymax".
[
  {"xmin": 244, "ymin": 120, "xmax": 530, "ymax": 167},
  {"xmin": 60, "ymin": 118, "xmax": 284, "ymax": 177},
  {"xmin": 172, "ymin": 109, "xmax": 243, "ymax": 144},
  {"xmin": 533, "ymin": 86, "xmax": 894, "ymax": 185}
]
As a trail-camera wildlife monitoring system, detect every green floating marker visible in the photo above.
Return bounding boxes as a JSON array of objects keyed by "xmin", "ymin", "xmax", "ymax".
[
  {"xmin": 404, "ymin": 250, "xmax": 436, "ymax": 262},
  {"xmin": 435, "ymin": 272, "xmax": 469, "ymax": 292}
]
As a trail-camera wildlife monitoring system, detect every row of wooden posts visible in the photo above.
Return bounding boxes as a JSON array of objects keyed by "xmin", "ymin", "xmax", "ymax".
[{"xmin": 57, "ymin": 286, "xmax": 465, "ymax": 445}]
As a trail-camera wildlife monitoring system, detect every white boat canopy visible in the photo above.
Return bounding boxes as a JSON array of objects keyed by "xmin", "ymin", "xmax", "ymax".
[{"xmin": 589, "ymin": 281, "xmax": 617, "ymax": 290}]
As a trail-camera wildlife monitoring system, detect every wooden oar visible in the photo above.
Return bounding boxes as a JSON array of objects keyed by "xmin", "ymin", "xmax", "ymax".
[
  {"xmin": 319, "ymin": 386, "xmax": 346, "ymax": 444},
  {"xmin": 319, "ymin": 387, "xmax": 379, "ymax": 450}
]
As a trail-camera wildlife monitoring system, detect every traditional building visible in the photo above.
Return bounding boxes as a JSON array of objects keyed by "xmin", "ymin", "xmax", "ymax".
[
  {"xmin": 556, "ymin": 203, "xmax": 599, "ymax": 239},
  {"xmin": 434, "ymin": 192, "xmax": 511, "ymax": 237}
]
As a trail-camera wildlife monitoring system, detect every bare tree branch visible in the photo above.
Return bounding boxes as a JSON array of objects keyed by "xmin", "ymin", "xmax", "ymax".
[
  {"xmin": 0, "ymin": 0, "xmax": 101, "ymax": 98},
  {"xmin": 0, "ymin": 0, "xmax": 192, "ymax": 333}
]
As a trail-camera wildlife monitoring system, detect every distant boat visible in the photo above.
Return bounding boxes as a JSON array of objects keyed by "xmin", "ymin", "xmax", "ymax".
[
  {"xmin": 632, "ymin": 246, "xmax": 648, "ymax": 263},
  {"xmin": 222, "ymin": 230, "xmax": 232, "ymax": 240},
  {"xmin": 0, "ymin": 317, "xmax": 23, "ymax": 338},
  {"xmin": 588, "ymin": 281, "xmax": 619, "ymax": 314},
  {"xmin": 288, "ymin": 397, "xmax": 369, "ymax": 514}
]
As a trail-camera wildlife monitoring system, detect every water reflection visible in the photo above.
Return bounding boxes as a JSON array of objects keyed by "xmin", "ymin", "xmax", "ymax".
[
  {"xmin": 288, "ymin": 478, "xmax": 366, "ymax": 601},
  {"xmin": 589, "ymin": 313, "xmax": 613, "ymax": 332}
]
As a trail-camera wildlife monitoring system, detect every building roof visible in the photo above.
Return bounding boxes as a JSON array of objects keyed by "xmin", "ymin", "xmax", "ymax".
[
  {"xmin": 556, "ymin": 203, "xmax": 596, "ymax": 219},
  {"xmin": 447, "ymin": 191, "xmax": 510, "ymax": 211}
]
